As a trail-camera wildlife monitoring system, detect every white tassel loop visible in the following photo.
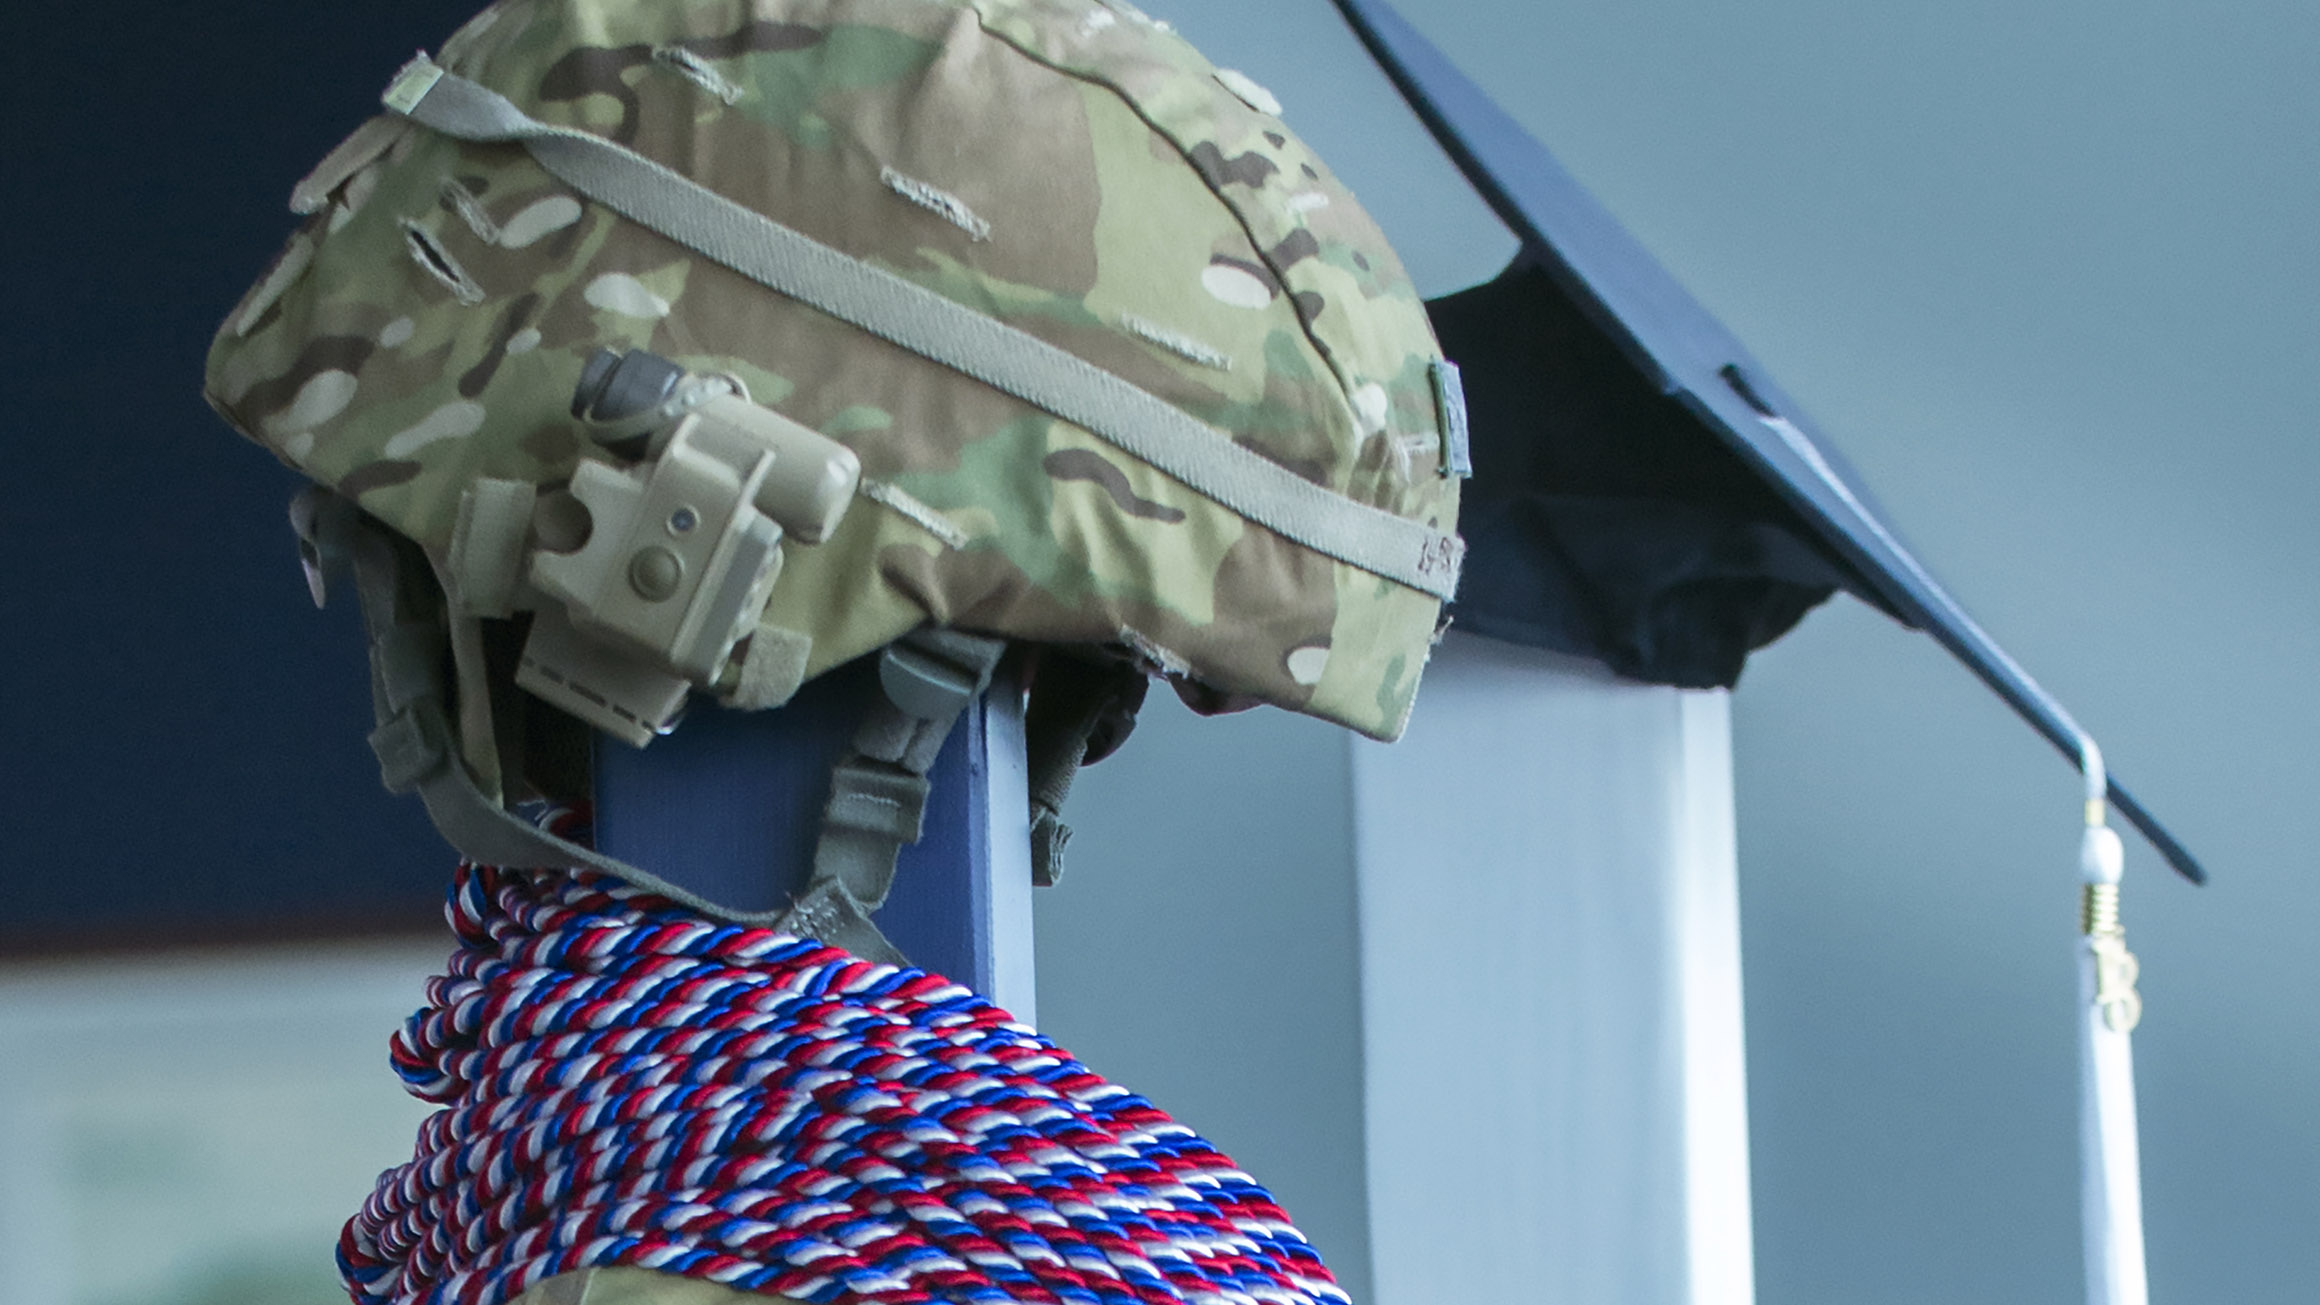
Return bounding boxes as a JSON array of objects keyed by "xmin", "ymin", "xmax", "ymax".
[{"xmin": 2077, "ymin": 735, "xmax": 2149, "ymax": 1305}]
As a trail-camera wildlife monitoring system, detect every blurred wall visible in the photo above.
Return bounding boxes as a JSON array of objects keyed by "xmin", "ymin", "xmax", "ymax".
[{"xmin": 0, "ymin": 943, "xmax": 442, "ymax": 1305}]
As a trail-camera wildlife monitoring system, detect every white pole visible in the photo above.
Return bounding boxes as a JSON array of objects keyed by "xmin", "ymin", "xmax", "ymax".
[
  {"xmin": 2077, "ymin": 741, "xmax": 2148, "ymax": 1305},
  {"xmin": 1351, "ymin": 635, "xmax": 1754, "ymax": 1305}
]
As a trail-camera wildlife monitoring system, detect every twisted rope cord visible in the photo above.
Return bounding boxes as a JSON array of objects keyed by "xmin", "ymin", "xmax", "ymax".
[{"xmin": 344, "ymin": 817, "xmax": 1345, "ymax": 1305}]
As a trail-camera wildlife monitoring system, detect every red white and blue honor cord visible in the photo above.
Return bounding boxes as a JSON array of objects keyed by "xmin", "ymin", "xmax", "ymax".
[{"xmin": 344, "ymin": 825, "xmax": 1345, "ymax": 1305}]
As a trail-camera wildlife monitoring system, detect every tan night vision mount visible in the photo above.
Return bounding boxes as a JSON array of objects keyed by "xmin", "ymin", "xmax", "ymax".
[{"xmin": 451, "ymin": 348, "xmax": 862, "ymax": 747}]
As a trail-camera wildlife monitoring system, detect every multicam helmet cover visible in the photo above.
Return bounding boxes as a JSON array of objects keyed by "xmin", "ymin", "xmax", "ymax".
[{"xmin": 206, "ymin": 0, "xmax": 1465, "ymax": 760}]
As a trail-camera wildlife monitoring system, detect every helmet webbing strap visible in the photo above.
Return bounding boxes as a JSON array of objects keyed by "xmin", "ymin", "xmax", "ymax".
[
  {"xmin": 382, "ymin": 56, "xmax": 1464, "ymax": 602},
  {"xmin": 1022, "ymin": 653, "xmax": 1151, "ymax": 887},
  {"xmin": 779, "ymin": 630, "xmax": 1006, "ymax": 964},
  {"xmin": 299, "ymin": 489, "xmax": 682, "ymax": 900},
  {"xmin": 298, "ymin": 489, "xmax": 997, "ymax": 964}
]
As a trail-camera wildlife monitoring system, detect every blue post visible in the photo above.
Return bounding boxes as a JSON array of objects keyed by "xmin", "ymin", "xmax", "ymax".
[{"xmin": 593, "ymin": 654, "xmax": 1035, "ymax": 1015}]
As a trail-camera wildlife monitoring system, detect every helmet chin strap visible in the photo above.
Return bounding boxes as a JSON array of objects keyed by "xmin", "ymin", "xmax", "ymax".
[
  {"xmin": 1020, "ymin": 650, "xmax": 1151, "ymax": 888},
  {"xmin": 294, "ymin": 485, "xmax": 1002, "ymax": 965},
  {"xmin": 780, "ymin": 627, "xmax": 1005, "ymax": 963}
]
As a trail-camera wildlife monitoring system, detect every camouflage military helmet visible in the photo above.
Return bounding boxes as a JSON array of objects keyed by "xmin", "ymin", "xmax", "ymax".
[{"xmin": 208, "ymin": 0, "xmax": 1465, "ymax": 764}]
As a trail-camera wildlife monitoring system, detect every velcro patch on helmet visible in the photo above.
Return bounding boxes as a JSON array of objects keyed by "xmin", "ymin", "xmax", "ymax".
[{"xmin": 1432, "ymin": 358, "xmax": 1473, "ymax": 479}]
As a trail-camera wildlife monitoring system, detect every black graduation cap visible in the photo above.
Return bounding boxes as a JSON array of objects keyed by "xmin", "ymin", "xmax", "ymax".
[{"xmin": 1331, "ymin": 0, "xmax": 2206, "ymax": 884}]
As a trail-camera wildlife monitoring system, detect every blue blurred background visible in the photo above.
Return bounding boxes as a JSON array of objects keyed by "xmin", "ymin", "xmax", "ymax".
[{"xmin": 1, "ymin": 1, "xmax": 2311, "ymax": 1302}]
